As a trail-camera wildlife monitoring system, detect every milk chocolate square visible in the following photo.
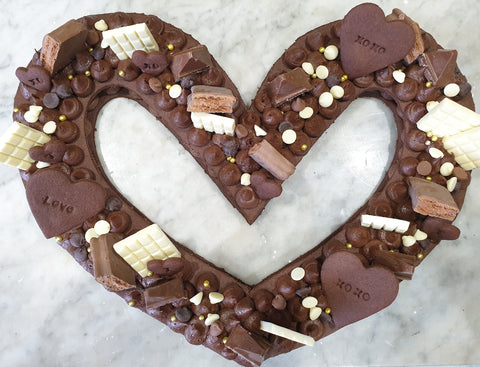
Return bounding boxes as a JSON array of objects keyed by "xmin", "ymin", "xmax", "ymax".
[
  {"xmin": 144, "ymin": 278, "xmax": 186, "ymax": 309},
  {"xmin": 408, "ymin": 177, "xmax": 459, "ymax": 220},
  {"xmin": 225, "ymin": 325, "xmax": 271, "ymax": 367},
  {"xmin": 267, "ymin": 68, "xmax": 311, "ymax": 107},
  {"xmin": 90, "ymin": 233, "xmax": 136, "ymax": 291},
  {"xmin": 170, "ymin": 45, "xmax": 212, "ymax": 81},
  {"xmin": 40, "ymin": 19, "xmax": 88, "ymax": 74}
]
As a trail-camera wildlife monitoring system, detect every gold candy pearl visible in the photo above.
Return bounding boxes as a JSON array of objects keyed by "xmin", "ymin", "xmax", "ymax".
[
  {"xmin": 55, "ymin": 236, "xmax": 63, "ymax": 242},
  {"xmin": 128, "ymin": 300, "xmax": 135, "ymax": 307},
  {"xmin": 301, "ymin": 144, "xmax": 308, "ymax": 151},
  {"xmin": 203, "ymin": 280, "xmax": 210, "ymax": 288},
  {"xmin": 59, "ymin": 115, "xmax": 67, "ymax": 121},
  {"xmin": 118, "ymin": 70, "xmax": 126, "ymax": 77},
  {"xmin": 170, "ymin": 315, "xmax": 177, "ymax": 322},
  {"xmin": 417, "ymin": 253, "xmax": 424, "ymax": 260},
  {"xmin": 222, "ymin": 337, "xmax": 228, "ymax": 344},
  {"xmin": 346, "ymin": 243, "xmax": 353, "ymax": 249},
  {"xmin": 198, "ymin": 315, "xmax": 205, "ymax": 321},
  {"xmin": 147, "ymin": 270, "xmax": 153, "ymax": 277},
  {"xmin": 88, "ymin": 47, "xmax": 94, "ymax": 52},
  {"xmin": 85, "ymin": 70, "xmax": 91, "ymax": 77},
  {"xmin": 324, "ymin": 307, "xmax": 331, "ymax": 314},
  {"xmin": 226, "ymin": 156, "xmax": 232, "ymax": 162},
  {"xmin": 425, "ymin": 176, "xmax": 432, "ymax": 181},
  {"xmin": 426, "ymin": 81, "xmax": 433, "ymax": 88},
  {"xmin": 426, "ymin": 131, "xmax": 433, "ymax": 138},
  {"xmin": 167, "ymin": 43, "xmax": 174, "ymax": 51},
  {"xmin": 68, "ymin": 74, "xmax": 74, "ymax": 80},
  {"xmin": 13, "ymin": 107, "xmax": 19, "ymax": 113},
  {"xmin": 230, "ymin": 158, "xmax": 236, "ymax": 164},
  {"xmin": 431, "ymin": 135, "xmax": 438, "ymax": 142},
  {"xmin": 87, "ymin": 247, "xmax": 91, "ymax": 253},
  {"xmin": 341, "ymin": 74, "xmax": 348, "ymax": 82},
  {"xmin": 165, "ymin": 84, "xmax": 172, "ymax": 90},
  {"xmin": 311, "ymin": 73, "xmax": 317, "ymax": 79},
  {"xmin": 319, "ymin": 47, "xmax": 326, "ymax": 53}
]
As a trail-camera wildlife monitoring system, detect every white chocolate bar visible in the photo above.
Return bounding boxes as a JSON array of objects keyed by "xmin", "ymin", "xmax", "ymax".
[
  {"xmin": 190, "ymin": 112, "xmax": 236, "ymax": 136},
  {"xmin": 0, "ymin": 121, "xmax": 51, "ymax": 170},
  {"xmin": 416, "ymin": 98, "xmax": 480, "ymax": 137},
  {"xmin": 260, "ymin": 321, "xmax": 314, "ymax": 346},
  {"xmin": 113, "ymin": 224, "xmax": 181, "ymax": 277},
  {"xmin": 442, "ymin": 126, "xmax": 480, "ymax": 170},
  {"xmin": 360, "ymin": 214, "xmax": 410, "ymax": 233},
  {"xmin": 101, "ymin": 23, "xmax": 159, "ymax": 60}
]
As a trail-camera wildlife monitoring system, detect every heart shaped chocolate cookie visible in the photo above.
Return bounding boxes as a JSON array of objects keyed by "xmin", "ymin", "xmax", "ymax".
[{"xmin": 4, "ymin": 3, "xmax": 478, "ymax": 367}]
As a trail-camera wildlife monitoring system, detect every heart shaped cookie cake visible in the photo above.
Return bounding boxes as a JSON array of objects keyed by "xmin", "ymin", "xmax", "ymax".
[{"xmin": 1, "ymin": 3, "xmax": 479, "ymax": 366}]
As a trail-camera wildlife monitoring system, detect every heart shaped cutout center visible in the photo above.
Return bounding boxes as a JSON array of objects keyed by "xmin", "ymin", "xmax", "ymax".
[{"xmin": 96, "ymin": 96, "xmax": 396, "ymax": 284}]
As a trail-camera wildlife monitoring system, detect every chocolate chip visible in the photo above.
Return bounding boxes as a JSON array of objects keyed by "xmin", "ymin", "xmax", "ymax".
[
  {"xmin": 69, "ymin": 232, "xmax": 87, "ymax": 248},
  {"xmin": 105, "ymin": 196, "xmax": 122, "ymax": 211},
  {"xmin": 73, "ymin": 246, "xmax": 88, "ymax": 261},
  {"xmin": 175, "ymin": 306, "xmax": 193, "ymax": 322},
  {"xmin": 43, "ymin": 92, "xmax": 60, "ymax": 109}
]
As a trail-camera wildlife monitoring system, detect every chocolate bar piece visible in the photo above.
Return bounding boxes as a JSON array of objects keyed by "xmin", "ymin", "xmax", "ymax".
[
  {"xmin": 170, "ymin": 45, "xmax": 212, "ymax": 81},
  {"xmin": 144, "ymin": 278, "xmax": 186, "ymax": 309},
  {"xmin": 187, "ymin": 85, "xmax": 237, "ymax": 113},
  {"xmin": 371, "ymin": 248, "xmax": 416, "ymax": 280},
  {"xmin": 225, "ymin": 325, "xmax": 271, "ymax": 367},
  {"xmin": 408, "ymin": 177, "xmax": 459, "ymax": 220},
  {"xmin": 90, "ymin": 233, "xmax": 136, "ymax": 291},
  {"xmin": 418, "ymin": 50, "xmax": 458, "ymax": 87},
  {"xmin": 249, "ymin": 140, "xmax": 295, "ymax": 181},
  {"xmin": 40, "ymin": 19, "xmax": 88, "ymax": 74},
  {"xmin": 267, "ymin": 68, "xmax": 311, "ymax": 107}
]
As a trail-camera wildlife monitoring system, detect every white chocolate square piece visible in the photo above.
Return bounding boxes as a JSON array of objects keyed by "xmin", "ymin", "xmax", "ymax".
[
  {"xmin": 360, "ymin": 214, "xmax": 410, "ymax": 233},
  {"xmin": 442, "ymin": 127, "xmax": 480, "ymax": 170},
  {"xmin": 101, "ymin": 23, "xmax": 159, "ymax": 60},
  {"xmin": 190, "ymin": 112, "xmax": 236, "ymax": 136},
  {"xmin": 113, "ymin": 224, "xmax": 181, "ymax": 277},
  {"xmin": 0, "ymin": 121, "xmax": 51, "ymax": 170}
]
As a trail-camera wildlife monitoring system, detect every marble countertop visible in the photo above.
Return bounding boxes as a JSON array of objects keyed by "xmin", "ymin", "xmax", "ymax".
[{"xmin": 1, "ymin": 0, "xmax": 479, "ymax": 366}]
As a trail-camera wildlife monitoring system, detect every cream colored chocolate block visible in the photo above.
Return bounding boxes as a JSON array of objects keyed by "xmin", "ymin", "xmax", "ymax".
[
  {"xmin": 113, "ymin": 224, "xmax": 181, "ymax": 277},
  {"xmin": 101, "ymin": 23, "xmax": 159, "ymax": 60},
  {"xmin": 360, "ymin": 214, "xmax": 410, "ymax": 233},
  {"xmin": 416, "ymin": 98, "xmax": 480, "ymax": 137},
  {"xmin": 442, "ymin": 127, "xmax": 480, "ymax": 170},
  {"xmin": 0, "ymin": 121, "xmax": 51, "ymax": 170},
  {"xmin": 260, "ymin": 321, "xmax": 314, "ymax": 346},
  {"xmin": 190, "ymin": 112, "xmax": 236, "ymax": 136}
]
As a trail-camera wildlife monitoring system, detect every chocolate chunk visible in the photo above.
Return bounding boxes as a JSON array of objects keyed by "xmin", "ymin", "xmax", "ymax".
[
  {"xmin": 187, "ymin": 85, "xmax": 237, "ymax": 113},
  {"xmin": 147, "ymin": 257, "xmax": 186, "ymax": 277},
  {"xmin": 28, "ymin": 139, "xmax": 66, "ymax": 164},
  {"xmin": 267, "ymin": 68, "xmax": 312, "ymax": 107},
  {"xmin": 144, "ymin": 278, "xmax": 186, "ymax": 309},
  {"xmin": 170, "ymin": 45, "xmax": 212, "ymax": 81},
  {"xmin": 15, "ymin": 65, "xmax": 52, "ymax": 92},
  {"xmin": 249, "ymin": 140, "xmax": 295, "ymax": 181},
  {"xmin": 370, "ymin": 248, "xmax": 416, "ymax": 280},
  {"xmin": 250, "ymin": 171, "xmax": 282, "ymax": 200},
  {"xmin": 25, "ymin": 168, "xmax": 106, "ymax": 238},
  {"xmin": 421, "ymin": 217, "xmax": 461, "ymax": 241},
  {"xmin": 225, "ymin": 325, "xmax": 271, "ymax": 367},
  {"xmin": 131, "ymin": 50, "xmax": 168, "ymax": 76},
  {"xmin": 40, "ymin": 19, "xmax": 88, "ymax": 74},
  {"xmin": 407, "ymin": 177, "xmax": 459, "ymax": 220},
  {"xmin": 418, "ymin": 50, "xmax": 458, "ymax": 87},
  {"xmin": 90, "ymin": 233, "xmax": 136, "ymax": 291}
]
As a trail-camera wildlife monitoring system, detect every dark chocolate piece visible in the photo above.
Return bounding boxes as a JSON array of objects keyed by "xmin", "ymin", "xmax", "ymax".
[
  {"xmin": 225, "ymin": 325, "xmax": 271, "ymax": 367},
  {"xmin": 267, "ymin": 68, "xmax": 311, "ymax": 107},
  {"xmin": 144, "ymin": 278, "xmax": 186, "ymax": 309},
  {"xmin": 131, "ymin": 50, "xmax": 168, "ymax": 76},
  {"xmin": 90, "ymin": 233, "xmax": 136, "ymax": 291},
  {"xmin": 187, "ymin": 85, "xmax": 237, "ymax": 113},
  {"xmin": 340, "ymin": 3, "xmax": 416, "ymax": 78},
  {"xmin": 321, "ymin": 251, "xmax": 399, "ymax": 328},
  {"xmin": 408, "ymin": 177, "xmax": 459, "ymax": 220},
  {"xmin": 170, "ymin": 45, "xmax": 212, "ymax": 81},
  {"xmin": 25, "ymin": 168, "xmax": 106, "ymax": 238},
  {"xmin": 418, "ymin": 50, "xmax": 458, "ymax": 87},
  {"xmin": 40, "ymin": 19, "xmax": 88, "ymax": 74}
]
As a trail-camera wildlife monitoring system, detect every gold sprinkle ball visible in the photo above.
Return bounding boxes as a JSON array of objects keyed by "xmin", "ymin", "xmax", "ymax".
[
  {"xmin": 165, "ymin": 84, "xmax": 172, "ymax": 90},
  {"xmin": 230, "ymin": 158, "xmax": 236, "ymax": 164},
  {"xmin": 319, "ymin": 47, "xmax": 326, "ymax": 53},
  {"xmin": 128, "ymin": 300, "xmax": 135, "ymax": 307},
  {"xmin": 147, "ymin": 270, "xmax": 153, "ymax": 277},
  {"xmin": 118, "ymin": 70, "xmax": 125, "ymax": 77},
  {"xmin": 167, "ymin": 43, "xmax": 174, "ymax": 51},
  {"xmin": 311, "ymin": 73, "xmax": 317, "ymax": 79},
  {"xmin": 198, "ymin": 315, "xmax": 205, "ymax": 321},
  {"xmin": 417, "ymin": 253, "xmax": 424, "ymax": 260},
  {"xmin": 13, "ymin": 107, "xmax": 19, "ymax": 113},
  {"xmin": 67, "ymin": 74, "xmax": 74, "ymax": 80},
  {"xmin": 431, "ymin": 135, "xmax": 438, "ymax": 142},
  {"xmin": 59, "ymin": 115, "xmax": 67, "ymax": 121},
  {"xmin": 426, "ymin": 81, "xmax": 433, "ymax": 88},
  {"xmin": 55, "ymin": 236, "xmax": 63, "ymax": 242},
  {"xmin": 325, "ymin": 307, "xmax": 331, "ymax": 314},
  {"xmin": 88, "ymin": 47, "xmax": 94, "ymax": 52},
  {"xmin": 425, "ymin": 176, "xmax": 432, "ymax": 181},
  {"xmin": 346, "ymin": 243, "xmax": 353, "ymax": 249},
  {"xmin": 301, "ymin": 144, "xmax": 308, "ymax": 151},
  {"xmin": 340, "ymin": 74, "xmax": 348, "ymax": 82},
  {"xmin": 222, "ymin": 337, "xmax": 229, "ymax": 344},
  {"xmin": 170, "ymin": 315, "xmax": 177, "ymax": 322},
  {"xmin": 84, "ymin": 70, "xmax": 91, "ymax": 77},
  {"xmin": 426, "ymin": 131, "xmax": 433, "ymax": 138},
  {"xmin": 87, "ymin": 247, "xmax": 91, "ymax": 253},
  {"xmin": 203, "ymin": 280, "xmax": 210, "ymax": 288}
]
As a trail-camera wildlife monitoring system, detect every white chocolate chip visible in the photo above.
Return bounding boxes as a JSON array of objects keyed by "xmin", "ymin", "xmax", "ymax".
[
  {"xmin": 444, "ymin": 83, "xmax": 460, "ymax": 98},
  {"xmin": 94, "ymin": 220, "xmax": 111, "ymax": 235},
  {"xmin": 315, "ymin": 65, "xmax": 329, "ymax": 79},
  {"xmin": 240, "ymin": 173, "xmax": 251, "ymax": 186},
  {"xmin": 440, "ymin": 162, "xmax": 454, "ymax": 176},
  {"xmin": 447, "ymin": 176, "xmax": 458, "ymax": 192},
  {"xmin": 95, "ymin": 19, "xmax": 109, "ymax": 31},
  {"xmin": 290, "ymin": 267, "xmax": 305, "ymax": 281},
  {"xmin": 169, "ymin": 84, "xmax": 182, "ymax": 99},
  {"xmin": 393, "ymin": 70, "xmax": 406, "ymax": 84},
  {"xmin": 324, "ymin": 45, "xmax": 339, "ymax": 60},
  {"xmin": 205, "ymin": 313, "xmax": 220, "ymax": 326},
  {"xmin": 282, "ymin": 129, "xmax": 297, "ymax": 145},
  {"xmin": 85, "ymin": 228, "xmax": 99, "ymax": 244},
  {"xmin": 24, "ymin": 110, "xmax": 39, "ymax": 123},
  {"xmin": 414, "ymin": 229, "xmax": 428, "ymax": 241},
  {"xmin": 254, "ymin": 124, "xmax": 267, "ymax": 137},
  {"xmin": 36, "ymin": 161, "xmax": 50, "ymax": 169},
  {"xmin": 301, "ymin": 62, "xmax": 315, "ymax": 75},
  {"xmin": 319, "ymin": 92, "xmax": 334, "ymax": 108},
  {"xmin": 429, "ymin": 147, "xmax": 444, "ymax": 159},
  {"xmin": 309, "ymin": 307, "xmax": 322, "ymax": 321},
  {"xmin": 29, "ymin": 105, "xmax": 43, "ymax": 114},
  {"xmin": 426, "ymin": 100, "xmax": 440, "ymax": 112},
  {"xmin": 299, "ymin": 106, "xmax": 314, "ymax": 119},
  {"xmin": 425, "ymin": 140, "xmax": 431, "ymax": 146},
  {"xmin": 402, "ymin": 235, "xmax": 416, "ymax": 247},
  {"xmin": 42, "ymin": 120, "xmax": 57, "ymax": 134},
  {"xmin": 301, "ymin": 296, "xmax": 318, "ymax": 309},
  {"xmin": 209, "ymin": 292, "xmax": 224, "ymax": 304},
  {"xmin": 190, "ymin": 292, "xmax": 203, "ymax": 306},
  {"xmin": 330, "ymin": 85, "xmax": 344, "ymax": 99}
]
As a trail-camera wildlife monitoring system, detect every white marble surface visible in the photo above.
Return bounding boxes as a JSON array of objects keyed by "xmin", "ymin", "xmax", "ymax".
[{"xmin": 0, "ymin": 1, "xmax": 479, "ymax": 366}]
